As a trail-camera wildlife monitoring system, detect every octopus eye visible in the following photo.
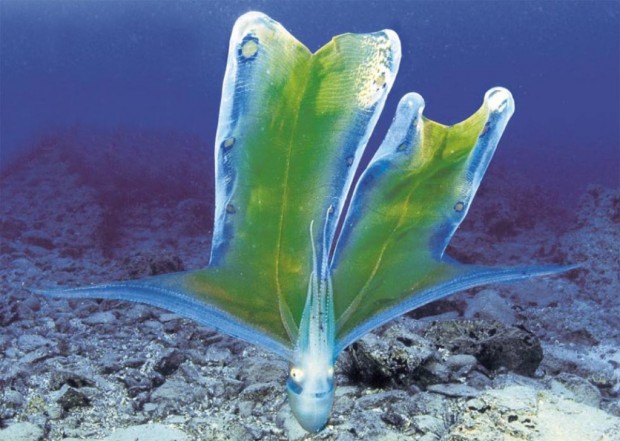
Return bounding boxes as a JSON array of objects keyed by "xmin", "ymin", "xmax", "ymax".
[{"xmin": 290, "ymin": 367, "xmax": 304, "ymax": 381}]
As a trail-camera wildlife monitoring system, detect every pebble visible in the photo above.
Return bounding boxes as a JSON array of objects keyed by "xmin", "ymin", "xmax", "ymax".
[
  {"xmin": 83, "ymin": 311, "xmax": 116, "ymax": 325},
  {"xmin": 445, "ymin": 354, "xmax": 478, "ymax": 371},
  {"xmin": 72, "ymin": 424, "xmax": 189, "ymax": 441},
  {"xmin": 2, "ymin": 389, "xmax": 25, "ymax": 407},
  {"xmin": 412, "ymin": 414, "xmax": 443, "ymax": 433},
  {"xmin": 154, "ymin": 348, "xmax": 185, "ymax": 376},
  {"xmin": 16, "ymin": 334, "xmax": 52, "ymax": 351},
  {"xmin": 0, "ymin": 422, "xmax": 44, "ymax": 441},
  {"xmin": 356, "ymin": 390, "xmax": 409, "ymax": 410},
  {"xmin": 554, "ymin": 373, "xmax": 602, "ymax": 407},
  {"xmin": 158, "ymin": 312, "xmax": 180, "ymax": 322},
  {"xmin": 119, "ymin": 369, "xmax": 160, "ymax": 398},
  {"xmin": 19, "ymin": 347, "xmax": 54, "ymax": 364},
  {"xmin": 204, "ymin": 345, "xmax": 232, "ymax": 363},
  {"xmin": 239, "ymin": 381, "xmax": 280, "ymax": 402},
  {"xmin": 150, "ymin": 377, "xmax": 205, "ymax": 405},
  {"xmin": 427, "ymin": 383, "xmax": 480, "ymax": 398},
  {"xmin": 450, "ymin": 385, "xmax": 620, "ymax": 440}
]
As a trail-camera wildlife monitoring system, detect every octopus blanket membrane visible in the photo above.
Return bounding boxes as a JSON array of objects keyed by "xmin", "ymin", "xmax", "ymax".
[{"xmin": 36, "ymin": 12, "xmax": 574, "ymax": 433}]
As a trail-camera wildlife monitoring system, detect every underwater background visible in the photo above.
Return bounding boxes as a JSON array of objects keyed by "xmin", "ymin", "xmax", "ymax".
[
  {"xmin": 0, "ymin": 1, "xmax": 619, "ymax": 440},
  {"xmin": 1, "ymin": 0, "xmax": 618, "ymax": 199}
]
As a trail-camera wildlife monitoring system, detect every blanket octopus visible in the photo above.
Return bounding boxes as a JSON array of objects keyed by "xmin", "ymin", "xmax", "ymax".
[{"xmin": 37, "ymin": 12, "xmax": 573, "ymax": 433}]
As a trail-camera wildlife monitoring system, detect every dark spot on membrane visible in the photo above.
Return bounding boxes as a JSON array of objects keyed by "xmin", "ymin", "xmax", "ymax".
[
  {"xmin": 346, "ymin": 155, "xmax": 354, "ymax": 167},
  {"xmin": 238, "ymin": 35, "xmax": 259, "ymax": 61},
  {"xmin": 454, "ymin": 201, "xmax": 465, "ymax": 212},
  {"xmin": 226, "ymin": 203, "xmax": 236, "ymax": 214},
  {"xmin": 397, "ymin": 143, "xmax": 408, "ymax": 152},
  {"xmin": 374, "ymin": 72, "xmax": 386, "ymax": 88},
  {"xmin": 221, "ymin": 137, "xmax": 235, "ymax": 150}
]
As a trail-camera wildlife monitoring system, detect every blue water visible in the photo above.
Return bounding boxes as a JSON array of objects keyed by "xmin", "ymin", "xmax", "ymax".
[{"xmin": 1, "ymin": 0, "xmax": 618, "ymax": 201}]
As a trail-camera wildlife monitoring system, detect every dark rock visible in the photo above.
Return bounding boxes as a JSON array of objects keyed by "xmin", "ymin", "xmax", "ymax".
[
  {"xmin": 122, "ymin": 251, "xmax": 185, "ymax": 279},
  {"xmin": 423, "ymin": 320, "xmax": 543, "ymax": 376},
  {"xmin": 148, "ymin": 254, "xmax": 184, "ymax": 276},
  {"xmin": 119, "ymin": 368, "xmax": 164, "ymax": 397},
  {"xmin": 54, "ymin": 384, "xmax": 90, "ymax": 410},
  {"xmin": 477, "ymin": 327, "xmax": 542, "ymax": 376},
  {"xmin": 154, "ymin": 348, "xmax": 186, "ymax": 376},
  {"xmin": 381, "ymin": 409, "xmax": 407, "ymax": 428},
  {"xmin": 343, "ymin": 323, "xmax": 435, "ymax": 387}
]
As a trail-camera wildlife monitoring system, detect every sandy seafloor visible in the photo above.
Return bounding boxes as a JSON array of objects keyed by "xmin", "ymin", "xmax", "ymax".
[{"xmin": 0, "ymin": 134, "xmax": 618, "ymax": 441}]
